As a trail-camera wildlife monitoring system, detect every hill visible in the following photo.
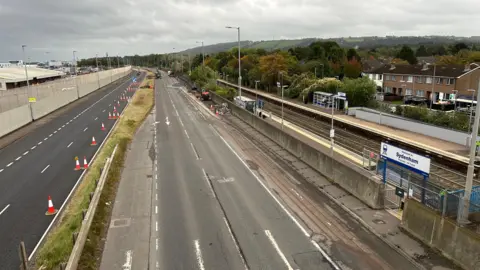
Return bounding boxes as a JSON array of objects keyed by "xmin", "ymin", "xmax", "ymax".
[{"xmin": 179, "ymin": 36, "xmax": 480, "ymax": 55}]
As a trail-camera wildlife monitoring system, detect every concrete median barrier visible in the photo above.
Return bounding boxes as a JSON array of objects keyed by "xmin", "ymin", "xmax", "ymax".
[
  {"xmin": 0, "ymin": 104, "xmax": 32, "ymax": 138},
  {"xmin": 0, "ymin": 66, "xmax": 132, "ymax": 139}
]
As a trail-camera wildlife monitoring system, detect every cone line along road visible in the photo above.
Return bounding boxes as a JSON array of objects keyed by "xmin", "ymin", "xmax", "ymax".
[{"xmin": 0, "ymin": 71, "xmax": 144, "ymax": 269}]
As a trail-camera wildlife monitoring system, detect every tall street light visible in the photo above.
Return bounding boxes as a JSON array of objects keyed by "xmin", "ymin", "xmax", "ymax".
[
  {"xmin": 22, "ymin": 45, "xmax": 30, "ymax": 89},
  {"xmin": 460, "ymin": 79, "xmax": 480, "ymax": 224},
  {"xmin": 255, "ymin": 80, "xmax": 260, "ymax": 113},
  {"xmin": 468, "ymin": 89, "xmax": 476, "ymax": 134},
  {"xmin": 72, "ymin": 50, "xmax": 77, "ymax": 76},
  {"xmin": 226, "ymin": 26, "xmax": 241, "ymax": 97},
  {"xmin": 196, "ymin": 41, "xmax": 205, "ymax": 68}
]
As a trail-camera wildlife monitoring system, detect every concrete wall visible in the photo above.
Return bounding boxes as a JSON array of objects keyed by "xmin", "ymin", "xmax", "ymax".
[
  {"xmin": 402, "ymin": 199, "xmax": 480, "ymax": 270},
  {"xmin": 0, "ymin": 66, "xmax": 132, "ymax": 138},
  {"xmin": 0, "ymin": 105, "xmax": 32, "ymax": 138},
  {"xmin": 355, "ymin": 108, "xmax": 473, "ymax": 146},
  {"xmin": 211, "ymin": 93, "xmax": 385, "ymax": 209}
]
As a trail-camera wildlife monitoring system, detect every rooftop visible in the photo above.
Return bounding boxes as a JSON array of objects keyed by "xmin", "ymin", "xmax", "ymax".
[
  {"xmin": 374, "ymin": 63, "xmax": 480, "ymax": 78},
  {"xmin": 0, "ymin": 67, "xmax": 65, "ymax": 83}
]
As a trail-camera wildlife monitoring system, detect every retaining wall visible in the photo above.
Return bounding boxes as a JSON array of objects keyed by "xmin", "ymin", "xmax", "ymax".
[
  {"xmin": 0, "ymin": 66, "xmax": 132, "ymax": 139},
  {"xmin": 0, "ymin": 105, "xmax": 32, "ymax": 138},
  {"xmin": 355, "ymin": 108, "xmax": 474, "ymax": 146},
  {"xmin": 402, "ymin": 199, "xmax": 480, "ymax": 270},
  {"xmin": 211, "ymin": 93, "xmax": 385, "ymax": 209}
]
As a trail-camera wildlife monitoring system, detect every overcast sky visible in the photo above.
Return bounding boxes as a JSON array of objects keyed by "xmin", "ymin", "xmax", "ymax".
[{"xmin": 1, "ymin": 0, "xmax": 479, "ymax": 62}]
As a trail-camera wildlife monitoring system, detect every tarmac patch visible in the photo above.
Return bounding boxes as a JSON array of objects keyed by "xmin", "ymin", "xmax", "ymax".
[{"xmin": 110, "ymin": 218, "xmax": 131, "ymax": 228}]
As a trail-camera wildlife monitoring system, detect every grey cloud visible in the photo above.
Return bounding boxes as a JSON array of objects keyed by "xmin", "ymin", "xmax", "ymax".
[{"xmin": 1, "ymin": 0, "xmax": 479, "ymax": 61}]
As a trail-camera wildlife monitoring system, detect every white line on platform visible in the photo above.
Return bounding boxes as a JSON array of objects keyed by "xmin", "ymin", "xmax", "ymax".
[
  {"xmin": 194, "ymin": 240, "xmax": 205, "ymax": 270},
  {"xmin": 0, "ymin": 204, "xmax": 10, "ymax": 216},
  {"xmin": 41, "ymin": 165, "xmax": 50, "ymax": 174},
  {"xmin": 67, "ymin": 142, "xmax": 73, "ymax": 148},
  {"xmin": 264, "ymin": 230, "xmax": 294, "ymax": 270}
]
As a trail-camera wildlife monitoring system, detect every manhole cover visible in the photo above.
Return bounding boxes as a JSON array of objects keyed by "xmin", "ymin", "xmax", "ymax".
[
  {"xmin": 110, "ymin": 218, "xmax": 131, "ymax": 228},
  {"xmin": 372, "ymin": 219, "xmax": 386, "ymax": 225}
]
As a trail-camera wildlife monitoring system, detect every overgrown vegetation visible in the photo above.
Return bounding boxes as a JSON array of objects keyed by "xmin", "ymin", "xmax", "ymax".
[
  {"xmin": 189, "ymin": 66, "xmax": 237, "ymax": 100},
  {"xmin": 392, "ymin": 105, "xmax": 470, "ymax": 131},
  {"xmin": 35, "ymin": 71, "xmax": 154, "ymax": 270}
]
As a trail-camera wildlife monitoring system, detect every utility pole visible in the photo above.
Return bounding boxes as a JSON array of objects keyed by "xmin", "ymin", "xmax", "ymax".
[
  {"xmin": 226, "ymin": 26, "xmax": 241, "ymax": 97},
  {"xmin": 460, "ymin": 79, "xmax": 480, "ymax": 225},
  {"xmin": 95, "ymin": 54, "xmax": 100, "ymax": 88}
]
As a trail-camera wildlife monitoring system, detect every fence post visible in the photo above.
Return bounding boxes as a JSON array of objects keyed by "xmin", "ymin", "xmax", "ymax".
[{"xmin": 19, "ymin": 241, "xmax": 28, "ymax": 270}]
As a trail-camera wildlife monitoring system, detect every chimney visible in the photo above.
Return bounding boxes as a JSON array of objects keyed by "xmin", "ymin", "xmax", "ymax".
[
  {"xmin": 464, "ymin": 63, "xmax": 471, "ymax": 72},
  {"xmin": 421, "ymin": 62, "xmax": 429, "ymax": 71},
  {"xmin": 389, "ymin": 64, "xmax": 396, "ymax": 70}
]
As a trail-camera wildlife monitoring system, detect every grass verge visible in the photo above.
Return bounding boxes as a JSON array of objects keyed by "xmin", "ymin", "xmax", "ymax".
[{"xmin": 35, "ymin": 71, "xmax": 154, "ymax": 270}]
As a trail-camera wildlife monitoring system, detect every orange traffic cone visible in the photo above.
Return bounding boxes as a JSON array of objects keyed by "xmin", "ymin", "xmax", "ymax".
[
  {"xmin": 101, "ymin": 123, "xmax": 105, "ymax": 131},
  {"xmin": 117, "ymin": 112, "xmax": 121, "ymax": 119},
  {"xmin": 216, "ymin": 110, "xmax": 219, "ymax": 116},
  {"xmin": 74, "ymin": 159, "xmax": 81, "ymax": 170},
  {"xmin": 108, "ymin": 112, "xmax": 112, "ymax": 119},
  {"xmin": 91, "ymin": 136, "xmax": 97, "ymax": 146},
  {"xmin": 45, "ymin": 196, "xmax": 58, "ymax": 216},
  {"xmin": 83, "ymin": 156, "xmax": 89, "ymax": 169},
  {"xmin": 113, "ymin": 106, "xmax": 117, "ymax": 112},
  {"xmin": 117, "ymin": 100, "xmax": 120, "ymax": 106}
]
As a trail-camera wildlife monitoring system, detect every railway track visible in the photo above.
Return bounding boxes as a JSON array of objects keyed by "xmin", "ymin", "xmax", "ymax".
[{"xmin": 262, "ymin": 102, "xmax": 476, "ymax": 190}]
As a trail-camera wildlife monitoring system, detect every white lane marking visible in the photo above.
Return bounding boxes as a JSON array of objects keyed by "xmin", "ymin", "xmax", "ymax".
[
  {"xmin": 265, "ymin": 230, "xmax": 294, "ymax": 270},
  {"xmin": 156, "ymin": 221, "xmax": 158, "ymax": 232},
  {"xmin": 224, "ymin": 217, "xmax": 248, "ymax": 270},
  {"xmin": 216, "ymin": 127, "xmax": 341, "ymax": 270},
  {"xmin": 155, "ymin": 205, "xmax": 158, "ymax": 214},
  {"xmin": 62, "ymin": 125, "xmax": 65, "ymax": 128},
  {"xmin": 44, "ymin": 137, "xmax": 48, "ymax": 141},
  {"xmin": 201, "ymin": 168, "xmax": 215, "ymax": 198},
  {"xmin": 54, "ymin": 130, "xmax": 57, "ymax": 134},
  {"xmin": 15, "ymin": 156, "xmax": 21, "ymax": 161},
  {"xmin": 102, "ymin": 109, "xmax": 106, "ymax": 112},
  {"xmin": 94, "ymin": 117, "xmax": 98, "ymax": 121},
  {"xmin": 6, "ymin": 162, "xmax": 13, "ymax": 167},
  {"xmin": 194, "ymin": 240, "xmax": 205, "ymax": 270},
  {"xmin": 58, "ymin": 127, "xmax": 61, "ymax": 131},
  {"xmin": 190, "ymin": 143, "xmax": 200, "ymax": 160},
  {"xmin": 123, "ymin": 250, "xmax": 133, "ymax": 270},
  {"xmin": 38, "ymin": 141, "xmax": 42, "ymax": 145},
  {"xmin": 155, "ymin": 182, "xmax": 157, "ymax": 190},
  {"xmin": 184, "ymin": 130, "xmax": 190, "ymax": 139},
  {"xmin": 23, "ymin": 151, "xmax": 29, "ymax": 156},
  {"xmin": 156, "ymin": 238, "xmax": 159, "ymax": 251},
  {"xmin": 31, "ymin": 146, "xmax": 36, "ymax": 150},
  {"xmin": 0, "ymin": 204, "xmax": 10, "ymax": 216},
  {"xmin": 155, "ymin": 193, "xmax": 158, "ymax": 201},
  {"xmin": 49, "ymin": 134, "xmax": 53, "ymax": 137},
  {"xmin": 67, "ymin": 142, "xmax": 73, "ymax": 148},
  {"xmin": 66, "ymin": 122, "xmax": 69, "ymax": 125},
  {"xmin": 41, "ymin": 165, "xmax": 50, "ymax": 174},
  {"xmin": 83, "ymin": 127, "xmax": 88, "ymax": 132},
  {"xmin": 109, "ymin": 104, "xmax": 111, "ymax": 106},
  {"xmin": 0, "ymin": 169, "xmax": 3, "ymax": 173},
  {"xmin": 155, "ymin": 174, "xmax": 157, "ymax": 180},
  {"xmin": 179, "ymin": 118, "xmax": 184, "ymax": 127}
]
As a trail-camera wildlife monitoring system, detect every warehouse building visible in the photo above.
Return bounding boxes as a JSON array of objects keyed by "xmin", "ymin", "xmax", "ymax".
[{"xmin": 0, "ymin": 66, "xmax": 65, "ymax": 90}]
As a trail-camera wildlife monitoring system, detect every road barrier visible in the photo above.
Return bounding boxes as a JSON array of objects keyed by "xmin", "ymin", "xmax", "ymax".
[{"xmin": 0, "ymin": 67, "xmax": 132, "ymax": 139}]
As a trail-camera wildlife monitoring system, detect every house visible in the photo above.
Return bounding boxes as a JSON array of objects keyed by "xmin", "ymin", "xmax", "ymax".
[
  {"xmin": 376, "ymin": 63, "xmax": 480, "ymax": 103},
  {"xmin": 362, "ymin": 58, "xmax": 385, "ymax": 90}
]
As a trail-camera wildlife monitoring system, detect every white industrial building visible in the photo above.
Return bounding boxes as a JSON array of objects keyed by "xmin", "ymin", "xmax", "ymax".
[{"xmin": 0, "ymin": 66, "xmax": 65, "ymax": 90}]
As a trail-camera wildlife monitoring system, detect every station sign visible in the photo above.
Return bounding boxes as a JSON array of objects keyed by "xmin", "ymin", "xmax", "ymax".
[{"xmin": 380, "ymin": 142, "xmax": 431, "ymax": 176}]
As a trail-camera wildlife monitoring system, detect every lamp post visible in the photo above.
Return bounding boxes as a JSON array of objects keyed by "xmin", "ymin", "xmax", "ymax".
[
  {"xmin": 226, "ymin": 26, "xmax": 241, "ymax": 97},
  {"xmin": 255, "ymin": 80, "xmax": 260, "ymax": 113},
  {"xmin": 95, "ymin": 54, "xmax": 100, "ymax": 88},
  {"xmin": 73, "ymin": 50, "xmax": 80, "ymax": 98},
  {"xmin": 196, "ymin": 41, "xmax": 205, "ymax": 68},
  {"xmin": 468, "ymin": 89, "xmax": 476, "ymax": 134},
  {"xmin": 330, "ymin": 94, "xmax": 335, "ymax": 157},
  {"xmin": 460, "ymin": 79, "xmax": 480, "ymax": 225},
  {"xmin": 22, "ymin": 45, "xmax": 34, "ymax": 120}
]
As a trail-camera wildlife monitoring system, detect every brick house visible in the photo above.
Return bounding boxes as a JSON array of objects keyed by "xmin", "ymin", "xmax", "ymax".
[{"xmin": 376, "ymin": 63, "xmax": 480, "ymax": 103}]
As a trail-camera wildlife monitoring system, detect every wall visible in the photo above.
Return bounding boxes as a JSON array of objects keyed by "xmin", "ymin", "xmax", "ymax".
[
  {"xmin": 456, "ymin": 67, "xmax": 480, "ymax": 95},
  {"xmin": 402, "ymin": 199, "xmax": 480, "ymax": 270},
  {"xmin": 211, "ymin": 93, "xmax": 385, "ymax": 209},
  {"xmin": 354, "ymin": 108, "xmax": 473, "ymax": 146},
  {"xmin": 0, "ymin": 66, "xmax": 132, "ymax": 138},
  {"xmin": 0, "ymin": 105, "xmax": 32, "ymax": 138}
]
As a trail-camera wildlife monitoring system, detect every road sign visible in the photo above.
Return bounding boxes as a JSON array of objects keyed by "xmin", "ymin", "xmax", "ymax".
[{"xmin": 28, "ymin": 97, "xmax": 36, "ymax": 103}]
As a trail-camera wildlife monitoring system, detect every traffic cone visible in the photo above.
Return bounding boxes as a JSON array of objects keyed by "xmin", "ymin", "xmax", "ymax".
[
  {"xmin": 113, "ymin": 106, "xmax": 117, "ymax": 112},
  {"xmin": 112, "ymin": 112, "xmax": 117, "ymax": 119},
  {"xmin": 74, "ymin": 159, "xmax": 81, "ymax": 170},
  {"xmin": 45, "ymin": 196, "xmax": 58, "ymax": 216},
  {"xmin": 117, "ymin": 100, "xmax": 120, "ymax": 106},
  {"xmin": 101, "ymin": 123, "xmax": 105, "ymax": 131},
  {"xmin": 108, "ymin": 112, "xmax": 112, "ymax": 119},
  {"xmin": 117, "ymin": 112, "xmax": 121, "ymax": 119},
  {"xmin": 83, "ymin": 156, "xmax": 89, "ymax": 169},
  {"xmin": 216, "ymin": 110, "xmax": 219, "ymax": 116},
  {"xmin": 91, "ymin": 136, "xmax": 97, "ymax": 146}
]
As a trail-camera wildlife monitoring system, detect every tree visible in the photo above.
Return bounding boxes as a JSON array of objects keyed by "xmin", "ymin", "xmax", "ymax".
[
  {"xmin": 396, "ymin": 45, "xmax": 417, "ymax": 64},
  {"xmin": 344, "ymin": 57, "xmax": 362, "ymax": 78},
  {"xmin": 415, "ymin": 45, "xmax": 429, "ymax": 57},
  {"xmin": 343, "ymin": 77, "xmax": 377, "ymax": 107},
  {"xmin": 450, "ymin": 42, "xmax": 469, "ymax": 54},
  {"xmin": 346, "ymin": 48, "xmax": 360, "ymax": 61},
  {"xmin": 258, "ymin": 51, "xmax": 297, "ymax": 90}
]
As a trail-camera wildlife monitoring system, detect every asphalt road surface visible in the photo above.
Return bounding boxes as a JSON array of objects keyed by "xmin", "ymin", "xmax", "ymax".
[
  {"xmin": 0, "ymin": 71, "xmax": 142, "ymax": 269},
  {"xmin": 148, "ymin": 73, "xmax": 334, "ymax": 269}
]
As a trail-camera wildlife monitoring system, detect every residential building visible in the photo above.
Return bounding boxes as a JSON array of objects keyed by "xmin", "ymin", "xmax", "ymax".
[
  {"xmin": 362, "ymin": 59, "xmax": 385, "ymax": 90},
  {"xmin": 377, "ymin": 63, "xmax": 480, "ymax": 103}
]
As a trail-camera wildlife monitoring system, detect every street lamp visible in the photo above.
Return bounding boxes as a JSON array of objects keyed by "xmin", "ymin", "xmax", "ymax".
[
  {"xmin": 330, "ymin": 94, "xmax": 336, "ymax": 157},
  {"xmin": 72, "ymin": 50, "xmax": 77, "ymax": 76},
  {"xmin": 460, "ymin": 79, "xmax": 480, "ymax": 225},
  {"xmin": 95, "ymin": 54, "xmax": 100, "ymax": 88},
  {"xmin": 468, "ymin": 89, "xmax": 476, "ymax": 134},
  {"xmin": 196, "ymin": 41, "xmax": 205, "ymax": 68},
  {"xmin": 255, "ymin": 80, "xmax": 260, "ymax": 113},
  {"xmin": 21, "ymin": 45, "xmax": 29, "ymax": 88},
  {"xmin": 226, "ymin": 26, "xmax": 241, "ymax": 97}
]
